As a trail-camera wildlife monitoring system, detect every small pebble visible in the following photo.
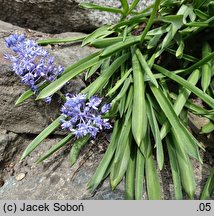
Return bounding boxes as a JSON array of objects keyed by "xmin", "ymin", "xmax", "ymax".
[{"xmin": 16, "ymin": 173, "xmax": 26, "ymax": 181}]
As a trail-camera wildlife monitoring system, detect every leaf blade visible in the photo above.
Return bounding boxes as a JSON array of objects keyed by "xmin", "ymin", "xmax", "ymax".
[
  {"xmin": 36, "ymin": 133, "xmax": 73, "ymax": 163},
  {"xmin": 154, "ymin": 64, "xmax": 214, "ymax": 109},
  {"xmin": 20, "ymin": 115, "xmax": 65, "ymax": 160},
  {"xmin": 37, "ymin": 53, "xmax": 101, "ymax": 99},
  {"xmin": 200, "ymin": 167, "xmax": 214, "ymax": 200},
  {"xmin": 132, "ymin": 50, "xmax": 147, "ymax": 146},
  {"xmin": 150, "ymin": 85, "xmax": 201, "ymax": 161},
  {"xmin": 69, "ymin": 135, "xmax": 90, "ymax": 166},
  {"xmin": 135, "ymin": 148, "xmax": 145, "ymax": 200}
]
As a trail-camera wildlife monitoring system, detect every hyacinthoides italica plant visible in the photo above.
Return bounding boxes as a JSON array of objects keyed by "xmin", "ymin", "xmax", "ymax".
[
  {"xmin": 5, "ymin": 0, "xmax": 214, "ymax": 199},
  {"xmin": 4, "ymin": 33, "xmax": 112, "ymax": 164}
]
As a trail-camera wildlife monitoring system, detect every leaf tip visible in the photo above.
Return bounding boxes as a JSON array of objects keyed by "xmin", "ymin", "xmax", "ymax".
[
  {"xmin": 20, "ymin": 154, "xmax": 26, "ymax": 161},
  {"xmin": 69, "ymin": 159, "xmax": 76, "ymax": 167},
  {"xmin": 15, "ymin": 100, "xmax": 21, "ymax": 106},
  {"xmin": 35, "ymin": 94, "xmax": 43, "ymax": 100}
]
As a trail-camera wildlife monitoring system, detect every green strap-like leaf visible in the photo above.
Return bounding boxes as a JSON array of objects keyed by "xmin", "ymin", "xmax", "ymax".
[
  {"xmin": 82, "ymin": 54, "xmax": 129, "ymax": 98},
  {"xmin": 147, "ymin": 25, "xmax": 170, "ymax": 36},
  {"xmin": 132, "ymin": 50, "xmax": 147, "ymax": 146},
  {"xmin": 171, "ymin": 132, "xmax": 196, "ymax": 199},
  {"xmin": 118, "ymin": 93, "xmax": 127, "ymax": 118},
  {"xmin": 36, "ymin": 133, "xmax": 73, "ymax": 163},
  {"xmin": 120, "ymin": 0, "xmax": 129, "ymax": 14},
  {"xmin": 145, "ymin": 154, "xmax": 161, "ymax": 200},
  {"xmin": 128, "ymin": 0, "xmax": 140, "ymax": 14},
  {"xmin": 170, "ymin": 93, "xmax": 214, "ymax": 121},
  {"xmin": 16, "ymin": 82, "xmax": 49, "ymax": 105},
  {"xmin": 37, "ymin": 53, "xmax": 101, "ymax": 99},
  {"xmin": 82, "ymin": 25, "xmax": 113, "ymax": 47},
  {"xmin": 136, "ymin": 48, "xmax": 158, "ymax": 87},
  {"xmin": 194, "ymin": 9, "xmax": 209, "ymax": 20},
  {"xmin": 125, "ymin": 147, "xmax": 136, "ymax": 200},
  {"xmin": 21, "ymin": 115, "xmax": 65, "ymax": 160},
  {"xmin": 62, "ymin": 51, "xmax": 101, "ymax": 76},
  {"xmin": 160, "ymin": 69, "xmax": 201, "ymax": 139},
  {"xmin": 16, "ymin": 89, "xmax": 34, "ymax": 105},
  {"xmin": 146, "ymin": 94, "xmax": 164, "ymax": 170},
  {"xmin": 175, "ymin": 33, "xmax": 185, "ymax": 58},
  {"xmin": 150, "ymin": 85, "xmax": 201, "ymax": 161},
  {"xmin": 69, "ymin": 135, "xmax": 90, "ymax": 166},
  {"xmin": 124, "ymin": 85, "xmax": 134, "ymax": 113},
  {"xmin": 135, "ymin": 147, "xmax": 145, "ymax": 200},
  {"xmin": 166, "ymin": 138, "xmax": 183, "ymax": 200},
  {"xmin": 193, "ymin": 0, "xmax": 210, "ymax": 9},
  {"xmin": 160, "ymin": 15, "xmax": 183, "ymax": 49},
  {"xmin": 112, "ymin": 14, "xmax": 148, "ymax": 30},
  {"xmin": 185, "ymin": 22, "xmax": 210, "ymax": 27},
  {"xmin": 183, "ymin": 52, "xmax": 214, "ymax": 74},
  {"xmin": 80, "ymin": 3, "xmax": 123, "ymax": 14},
  {"xmin": 37, "ymin": 36, "xmax": 86, "ymax": 45},
  {"xmin": 166, "ymin": 48, "xmax": 199, "ymax": 62},
  {"xmin": 91, "ymin": 37, "xmax": 124, "ymax": 48},
  {"xmin": 85, "ymin": 60, "xmax": 103, "ymax": 80},
  {"xmin": 200, "ymin": 167, "xmax": 214, "ymax": 200},
  {"xmin": 110, "ymin": 108, "xmax": 132, "ymax": 189},
  {"xmin": 139, "ymin": 128, "xmax": 152, "ymax": 159},
  {"xmin": 147, "ymin": 34, "xmax": 162, "ymax": 49},
  {"xmin": 154, "ymin": 64, "xmax": 214, "ymax": 109},
  {"xmin": 201, "ymin": 121, "xmax": 214, "ymax": 134},
  {"xmin": 88, "ymin": 121, "xmax": 120, "ymax": 192},
  {"xmin": 122, "ymin": 26, "xmax": 128, "ymax": 42},
  {"xmin": 106, "ymin": 68, "xmax": 132, "ymax": 96},
  {"xmin": 140, "ymin": 0, "xmax": 161, "ymax": 43},
  {"xmin": 110, "ymin": 132, "xmax": 132, "ymax": 190},
  {"xmin": 201, "ymin": 42, "xmax": 212, "ymax": 93},
  {"xmin": 100, "ymin": 36, "xmax": 141, "ymax": 58},
  {"xmin": 111, "ymin": 75, "xmax": 132, "ymax": 103}
]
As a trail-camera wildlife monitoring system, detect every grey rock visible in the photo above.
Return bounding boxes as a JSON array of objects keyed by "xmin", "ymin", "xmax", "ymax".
[
  {"xmin": 0, "ymin": 21, "xmax": 95, "ymax": 134},
  {"xmin": 0, "ymin": 134, "xmax": 120, "ymax": 199},
  {"xmin": 0, "ymin": 132, "xmax": 18, "ymax": 162},
  {"xmin": 0, "ymin": 0, "xmax": 154, "ymax": 33},
  {"xmin": 0, "ymin": 133, "xmax": 213, "ymax": 199},
  {"xmin": 189, "ymin": 112, "xmax": 209, "ymax": 134},
  {"xmin": 0, "ymin": 63, "xmax": 58, "ymax": 134},
  {"xmin": 78, "ymin": 0, "xmax": 154, "ymax": 29},
  {"xmin": 188, "ymin": 112, "xmax": 214, "ymax": 148},
  {"xmin": 0, "ymin": 16, "xmax": 213, "ymax": 200},
  {"xmin": 87, "ymin": 180, "xmax": 125, "ymax": 200}
]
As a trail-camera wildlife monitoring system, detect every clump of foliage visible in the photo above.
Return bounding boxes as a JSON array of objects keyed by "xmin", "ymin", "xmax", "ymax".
[{"xmin": 6, "ymin": 0, "xmax": 214, "ymax": 199}]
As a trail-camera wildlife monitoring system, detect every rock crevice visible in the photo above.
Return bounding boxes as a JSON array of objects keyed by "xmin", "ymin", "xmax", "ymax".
[{"xmin": 0, "ymin": 0, "xmax": 154, "ymax": 33}]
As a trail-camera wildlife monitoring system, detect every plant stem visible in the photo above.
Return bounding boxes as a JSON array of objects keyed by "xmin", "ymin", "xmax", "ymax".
[
  {"xmin": 140, "ymin": 0, "xmax": 161, "ymax": 44},
  {"xmin": 37, "ymin": 36, "xmax": 86, "ymax": 45}
]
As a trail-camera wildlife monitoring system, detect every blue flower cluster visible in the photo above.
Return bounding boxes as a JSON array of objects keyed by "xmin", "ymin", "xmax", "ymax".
[
  {"xmin": 61, "ymin": 94, "xmax": 111, "ymax": 138},
  {"xmin": 4, "ymin": 34, "xmax": 64, "ymax": 103}
]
